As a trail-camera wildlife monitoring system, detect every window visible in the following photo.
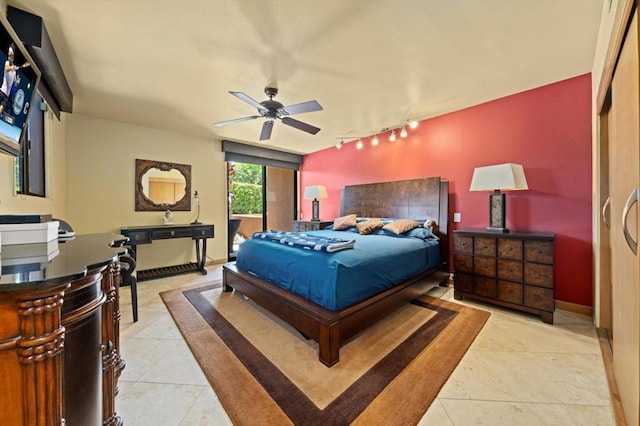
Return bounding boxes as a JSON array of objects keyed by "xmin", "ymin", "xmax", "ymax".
[{"xmin": 15, "ymin": 91, "xmax": 45, "ymax": 197}]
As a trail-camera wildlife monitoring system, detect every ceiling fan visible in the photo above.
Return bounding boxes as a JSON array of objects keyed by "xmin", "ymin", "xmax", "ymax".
[{"xmin": 213, "ymin": 87, "xmax": 323, "ymax": 141}]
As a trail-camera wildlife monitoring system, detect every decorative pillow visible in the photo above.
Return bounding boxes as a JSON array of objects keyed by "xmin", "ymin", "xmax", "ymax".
[
  {"xmin": 333, "ymin": 214, "xmax": 357, "ymax": 231},
  {"xmin": 382, "ymin": 218, "xmax": 421, "ymax": 235},
  {"xmin": 356, "ymin": 218, "xmax": 384, "ymax": 235},
  {"xmin": 423, "ymin": 219, "xmax": 437, "ymax": 233},
  {"xmin": 403, "ymin": 227, "xmax": 439, "ymax": 241}
]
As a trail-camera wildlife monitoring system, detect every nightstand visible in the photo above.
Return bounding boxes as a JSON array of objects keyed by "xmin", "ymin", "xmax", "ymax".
[
  {"xmin": 453, "ymin": 229, "xmax": 555, "ymax": 323},
  {"xmin": 293, "ymin": 220, "xmax": 333, "ymax": 232}
]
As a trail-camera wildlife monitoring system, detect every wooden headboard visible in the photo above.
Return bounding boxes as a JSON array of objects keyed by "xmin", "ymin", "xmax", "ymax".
[{"xmin": 340, "ymin": 176, "xmax": 449, "ymax": 261}]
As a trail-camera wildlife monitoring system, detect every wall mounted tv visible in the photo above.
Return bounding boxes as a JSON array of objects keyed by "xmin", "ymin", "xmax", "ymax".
[{"xmin": 0, "ymin": 13, "xmax": 40, "ymax": 156}]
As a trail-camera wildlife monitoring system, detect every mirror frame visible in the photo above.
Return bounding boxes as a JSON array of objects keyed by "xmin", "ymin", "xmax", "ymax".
[{"xmin": 135, "ymin": 159, "xmax": 192, "ymax": 211}]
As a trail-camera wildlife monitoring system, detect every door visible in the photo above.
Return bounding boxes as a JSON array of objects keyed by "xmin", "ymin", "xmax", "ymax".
[
  {"xmin": 227, "ymin": 162, "xmax": 296, "ymax": 259},
  {"xmin": 609, "ymin": 9, "xmax": 640, "ymax": 425}
]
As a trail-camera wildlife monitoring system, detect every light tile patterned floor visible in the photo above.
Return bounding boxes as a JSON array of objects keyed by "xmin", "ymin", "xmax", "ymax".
[{"xmin": 116, "ymin": 265, "xmax": 615, "ymax": 425}]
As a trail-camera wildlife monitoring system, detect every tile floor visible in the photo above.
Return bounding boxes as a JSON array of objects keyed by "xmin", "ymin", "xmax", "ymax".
[{"xmin": 116, "ymin": 264, "xmax": 616, "ymax": 425}]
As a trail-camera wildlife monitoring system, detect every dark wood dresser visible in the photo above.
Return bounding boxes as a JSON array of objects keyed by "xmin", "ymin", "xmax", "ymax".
[
  {"xmin": 293, "ymin": 220, "xmax": 333, "ymax": 231},
  {"xmin": 453, "ymin": 229, "xmax": 555, "ymax": 323},
  {"xmin": 0, "ymin": 234, "xmax": 127, "ymax": 425}
]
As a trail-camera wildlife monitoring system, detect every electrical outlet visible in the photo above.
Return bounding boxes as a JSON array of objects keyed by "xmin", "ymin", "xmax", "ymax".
[{"xmin": 453, "ymin": 212, "xmax": 461, "ymax": 223}]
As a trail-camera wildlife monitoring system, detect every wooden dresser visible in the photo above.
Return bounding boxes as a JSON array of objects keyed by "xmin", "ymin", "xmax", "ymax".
[
  {"xmin": 453, "ymin": 229, "xmax": 555, "ymax": 323},
  {"xmin": 293, "ymin": 220, "xmax": 333, "ymax": 231},
  {"xmin": 0, "ymin": 234, "xmax": 127, "ymax": 425}
]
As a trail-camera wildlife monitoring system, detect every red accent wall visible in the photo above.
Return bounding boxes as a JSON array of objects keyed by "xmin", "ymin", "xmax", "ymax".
[{"xmin": 301, "ymin": 74, "xmax": 593, "ymax": 307}]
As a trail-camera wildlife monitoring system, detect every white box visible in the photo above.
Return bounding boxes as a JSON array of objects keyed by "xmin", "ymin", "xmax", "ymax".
[{"xmin": 0, "ymin": 221, "xmax": 59, "ymax": 245}]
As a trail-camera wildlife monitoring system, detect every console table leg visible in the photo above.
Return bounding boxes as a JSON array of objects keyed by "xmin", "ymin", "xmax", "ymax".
[{"xmin": 195, "ymin": 239, "xmax": 207, "ymax": 275}]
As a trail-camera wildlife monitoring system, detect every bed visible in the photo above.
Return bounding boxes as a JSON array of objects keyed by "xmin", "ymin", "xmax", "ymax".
[{"xmin": 223, "ymin": 176, "xmax": 449, "ymax": 366}]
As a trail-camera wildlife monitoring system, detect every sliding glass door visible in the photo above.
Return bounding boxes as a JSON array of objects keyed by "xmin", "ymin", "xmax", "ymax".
[{"xmin": 227, "ymin": 162, "xmax": 296, "ymax": 259}]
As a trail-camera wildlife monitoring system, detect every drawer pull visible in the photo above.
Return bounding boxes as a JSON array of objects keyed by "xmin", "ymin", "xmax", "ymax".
[{"xmin": 171, "ymin": 231, "xmax": 176, "ymax": 236}]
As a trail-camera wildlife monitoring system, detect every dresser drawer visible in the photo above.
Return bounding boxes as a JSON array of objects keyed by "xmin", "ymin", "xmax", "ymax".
[
  {"xmin": 524, "ymin": 240, "xmax": 553, "ymax": 264},
  {"xmin": 474, "ymin": 237, "xmax": 496, "ymax": 256},
  {"xmin": 498, "ymin": 238, "xmax": 523, "ymax": 260},
  {"xmin": 497, "ymin": 259, "xmax": 523, "ymax": 281},
  {"xmin": 475, "ymin": 276, "xmax": 497, "ymax": 298},
  {"xmin": 454, "ymin": 254, "xmax": 473, "ymax": 273},
  {"xmin": 497, "ymin": 280, "xmax": 523, "ymax": 305},
  {"xmin": 524, "ymin": 286, "xmax": 554, "ymax": 312},
  {"xmin": 454, "ymin": 235, "xmax": 473, "ymax": 254},
  {"xmin": 454, "ymin": 272, "xmax": 474, "ymax": 293},
  {"xmin": 524, "ymin": 263, "xmax": 553, "ymax": 288},
  {"xmin": 474, "ymin": 256, "xmax": 496, "ymax": 277}
]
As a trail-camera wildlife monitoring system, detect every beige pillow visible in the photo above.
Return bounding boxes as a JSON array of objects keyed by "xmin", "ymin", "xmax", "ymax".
[
  {"xmin": 356, "ymin": 218, "xmax": 384, "ymax": 235},
  {"xmin": 383, "ymin": 219, "xmax": 421, "ymax": 234},
  {"xmin": 333, "ymin": 214, "xmax": 357, "ymax": 231}
]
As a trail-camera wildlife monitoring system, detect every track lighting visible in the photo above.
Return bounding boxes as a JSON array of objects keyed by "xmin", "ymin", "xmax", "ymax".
[
  {"xmin": 400, "ymin": 126, "xmax": 407, "ymax": 138},
  {"xmin": 371, "ymin": 135, "xmax": 378, "ymax": 146},
  {"xmin": 408, "ymin": 120, "xmax": 418, "ymax": 129},
  {"xmin": 356, "ymin": 139, "xmax": 363, "ymax": 149},
  {"xmin": 389, "ymin": 129, "xmax": 396, "ymax": 142}
]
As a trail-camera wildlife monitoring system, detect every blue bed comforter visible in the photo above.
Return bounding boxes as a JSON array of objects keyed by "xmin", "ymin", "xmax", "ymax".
[{"xmin": 235, "ymin": 229, "xmax": 441, "ymax": 311}]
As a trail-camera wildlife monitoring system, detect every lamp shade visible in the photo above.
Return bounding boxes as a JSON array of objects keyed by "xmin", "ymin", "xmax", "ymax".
[
  {"xmin": 469, "ymin": 163, "xmax": 528, "ymax": 192},
  {"xmin": 304, "ymin": 185, "xmax": 328, "ymax": 200}
]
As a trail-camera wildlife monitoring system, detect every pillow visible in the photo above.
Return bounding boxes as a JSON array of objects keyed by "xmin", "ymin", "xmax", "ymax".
[
  {"xmin": 333, "ymin": 214, "xmax": 357, "ymax": 231},
  {"xmin": 423, "ymin": 219, "xmax": 437, "ymax": 233},
  {"xmin": 382, "ymin": 218, "xmax": 421, "ymax": 235},
  {"xmin": 403, "ymin": 227, "xmax": 439, "ymax": 241},
  {"xmin": 356, "ymin": 218, "xmax": 384, "ymax": 235}
]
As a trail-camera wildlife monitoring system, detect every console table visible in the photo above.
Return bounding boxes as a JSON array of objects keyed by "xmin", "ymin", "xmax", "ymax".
[{"xmin": 120, "ymin": 223, "xmax": 214, "ymax": 281}]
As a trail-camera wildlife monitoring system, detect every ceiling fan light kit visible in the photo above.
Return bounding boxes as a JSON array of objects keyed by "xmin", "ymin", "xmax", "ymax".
[{"xmin": 213, "ymin": 86, "xmax": 323, "ymax": 141}]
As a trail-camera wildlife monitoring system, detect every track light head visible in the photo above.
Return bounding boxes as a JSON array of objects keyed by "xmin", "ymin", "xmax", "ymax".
[
  {"xmin": 408, "ymin": 120, "xmax": 418, "ymax": 129},
  {"xmin": 389, "ymin": 129, "xmax": 396, "ymax": 142},
  {"xmin": 371, "ymin": 135, "xmax": 378, "ymax": 146},
  {"xmin": 400, "ymin": 126, "xmax": 407, "ymax": 138},
  {"xmin": 356, "ymin": 139, "xmax": 363, "ymax": 149},
  {"xmin": 336, "ymin": 140, "xmax": 344, "ymax": 149}
]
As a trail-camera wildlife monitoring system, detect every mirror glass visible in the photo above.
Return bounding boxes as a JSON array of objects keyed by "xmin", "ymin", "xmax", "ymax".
[{"xmin": 135, "ymin": 159, "xmax": 191, "ymax": 211}]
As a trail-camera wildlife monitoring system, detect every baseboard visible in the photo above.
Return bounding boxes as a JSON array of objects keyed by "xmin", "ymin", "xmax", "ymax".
[
  {"xmin": 206, "ymin": 258, "xmax": 228, "ymax": 266},
  {"xmin": 555, "ymin": 300, "xmax": 593, "ymax": 317}
]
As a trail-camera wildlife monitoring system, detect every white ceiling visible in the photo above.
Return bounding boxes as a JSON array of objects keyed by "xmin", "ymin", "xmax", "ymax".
[{"xmin": 10, "ymin": 0, "xmax": 604, "ymax": 155}]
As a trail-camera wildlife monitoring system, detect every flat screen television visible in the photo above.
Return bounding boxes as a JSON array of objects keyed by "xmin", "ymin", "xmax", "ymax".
[{"xmin": 0, "ymin": 13, "xmax": 40, "ymax": 156}]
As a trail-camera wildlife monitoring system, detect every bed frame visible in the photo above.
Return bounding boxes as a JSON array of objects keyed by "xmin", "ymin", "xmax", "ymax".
[{"xmin": 222, "ymin": 177, "xmax": 449, "ymax": 367}]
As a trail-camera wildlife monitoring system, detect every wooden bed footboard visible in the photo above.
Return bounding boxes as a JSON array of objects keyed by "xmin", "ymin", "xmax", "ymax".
[{"xmin": 223, "ymin": 262, "xmax": 449, "ymax": 367}]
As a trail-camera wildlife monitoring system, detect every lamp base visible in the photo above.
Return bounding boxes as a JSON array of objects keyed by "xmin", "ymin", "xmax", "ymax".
[{"xmin": 311, "ymin": 199, "xmax": 320, "ymax": 221}]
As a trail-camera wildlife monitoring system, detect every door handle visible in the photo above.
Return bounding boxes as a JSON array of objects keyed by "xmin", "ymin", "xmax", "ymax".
[
  {"xmin": 602, "ymin": 197, "xmax": 611, "ymax": 229},
  {"xmin": 622, "ymin": 188, "xmax": 639, "ymax": 255}
]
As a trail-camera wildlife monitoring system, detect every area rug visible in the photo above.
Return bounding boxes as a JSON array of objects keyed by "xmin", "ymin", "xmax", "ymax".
[{"xmin": 161, "ymin": 281, "xmax": 490, "ymax": 425}]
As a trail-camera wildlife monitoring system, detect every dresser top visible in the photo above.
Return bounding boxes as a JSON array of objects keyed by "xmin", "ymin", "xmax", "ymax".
[
  {"xmin": 454, "ymin": 228, "xmax": 554, "ymax": 240},
  {"xmin": 0, "ymin": 233, "xmax": 127, "ymax": 290}
]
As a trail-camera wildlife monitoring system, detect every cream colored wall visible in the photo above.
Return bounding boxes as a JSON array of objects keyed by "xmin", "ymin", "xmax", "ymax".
[
  {"xmin": 0, "ymin": 110, "xmax": 67, "ymax": 218},
  {"xmin": 591, "ymin": 0, "xmax": 627, "ymax": 326},
  {"xmin": 65, "ymin": 114, "xmax": 227, "ymax": 271}
]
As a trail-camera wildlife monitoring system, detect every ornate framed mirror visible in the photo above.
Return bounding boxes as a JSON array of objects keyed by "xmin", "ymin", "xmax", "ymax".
[{"xmin": 135, "ymin": 159, "xmax": 192, "ymax": 211}]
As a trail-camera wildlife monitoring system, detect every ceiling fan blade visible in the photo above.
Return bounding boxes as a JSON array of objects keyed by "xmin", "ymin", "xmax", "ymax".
[
  {"xmin": 281, "ymin": 117, "xmax": 321, "ymax": 135},
  {"xmin": 212, "ymin": 115, "xmax": 260, "ymax": 127},
  {"xmin": 260, "ymin": 120, "xmax": 274, "ymax": 141},
  {"xmin": 279, "ymin": 100, "xmax": 323, "ymax": 116},
  {"xmin": 229, "ymin": 91, "xmax": 267, "ymax": 112}
]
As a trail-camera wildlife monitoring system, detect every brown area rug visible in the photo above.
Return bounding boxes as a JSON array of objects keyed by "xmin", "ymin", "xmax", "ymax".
[{"xmin": 161, "ymin": 281, "xmax": 489, "ymax": 425}]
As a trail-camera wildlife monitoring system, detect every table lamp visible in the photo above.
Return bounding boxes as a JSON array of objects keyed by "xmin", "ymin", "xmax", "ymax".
[
  {"xmin": 470, "ymin": 163, "xmax": 528, "ymax": 233},
  {"xmin": 304, "ymin": 185, "xmax": 327, "ymax": 221}
]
